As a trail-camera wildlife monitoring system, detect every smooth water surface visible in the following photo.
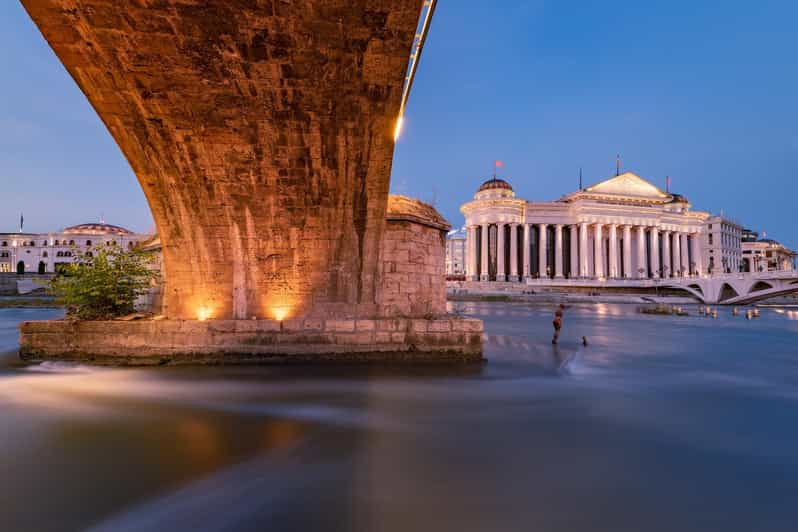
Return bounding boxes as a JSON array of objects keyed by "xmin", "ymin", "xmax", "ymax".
[{"xmin": 1, "ymin": 304, "xmax": 797, "ymax": 531}]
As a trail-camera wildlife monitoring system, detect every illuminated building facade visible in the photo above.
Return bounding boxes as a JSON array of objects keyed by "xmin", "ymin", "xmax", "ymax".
[
  {"xmin": 460, "ymin": 172, "xmax": 710, "ymax": 282},
  {"xmin": 702, "ymin": 215, "xmax": 743, "ymax": 274},
  {"xmin": 741, "ymin": 230, "xmax": 795, "ymax": 272},
  {"xmin": 0, "ymin": 222, "xmax": 148, "ymax": 273},
  {"xmin": 445, "ymin": 227, "xmax": 467, "ymax": 276}
]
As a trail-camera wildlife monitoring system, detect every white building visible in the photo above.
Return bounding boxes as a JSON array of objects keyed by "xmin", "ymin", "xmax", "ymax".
[
  {"xmin": 0, "ymin": 222, "xmax": 149, "ymax": 274},
  {"xmin": 460, "ymin": 172, "xmax": 710, "ymax": 282},
  {"xmin": 445, "ymin": 227, "xmax": 467, "ymax": 276},
  {"xmin": 702, "ymin": 215, "xmax": 743, "ymax": 274},
  {"xmin": 741, "ymin": 230, "xmax": 795, "ymax": 272}
]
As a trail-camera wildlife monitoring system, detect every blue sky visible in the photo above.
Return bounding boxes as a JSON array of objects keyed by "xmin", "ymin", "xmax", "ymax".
[{"xmin": 2, "ymin": 1, "xmax": 796, "ymax": 246}]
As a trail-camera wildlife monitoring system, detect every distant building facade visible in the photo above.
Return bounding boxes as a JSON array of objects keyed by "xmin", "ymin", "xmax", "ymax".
[
  {"xmin": 445, "ymin": 227, "xmax": 467, "ymax": 276},
  {"xmin": 460, "ymin": 172, "xmax": 709, "ymax": 282},
  {"xmin": 741, "ymin": 230, "xmax": 795, "ymax": 272},
  {"xmin": 702, "ymin": 215, "xmax": 743, "ymax": 274},
  {"xmin": 0, "ymin": 222, "xmax": 149, "ymax": 274}
]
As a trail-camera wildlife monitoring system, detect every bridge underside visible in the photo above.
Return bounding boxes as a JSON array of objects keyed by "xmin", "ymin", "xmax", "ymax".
[{"xmin": 22, "ymin": 0, "xmax": 424, "ymax": 320}]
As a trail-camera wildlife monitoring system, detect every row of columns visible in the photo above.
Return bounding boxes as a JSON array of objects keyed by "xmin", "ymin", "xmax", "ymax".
[{"xmin": 467, "ymin": 223, "xmax": 703, "ymax": 281}]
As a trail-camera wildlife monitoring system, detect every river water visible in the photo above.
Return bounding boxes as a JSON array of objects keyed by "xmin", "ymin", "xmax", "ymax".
[{"xmin": 1, "ymin": 303, "xmax": 797, "ymax": 531}]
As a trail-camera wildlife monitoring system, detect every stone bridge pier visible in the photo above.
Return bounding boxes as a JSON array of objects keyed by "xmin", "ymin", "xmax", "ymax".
[{"xmin": 19, "ymin": 1, "xmax": 483, "ymax": 363}]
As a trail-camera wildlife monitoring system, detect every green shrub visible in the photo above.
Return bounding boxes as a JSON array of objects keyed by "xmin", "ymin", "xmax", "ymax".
[{"xmin": 50, "ymin": 247, "xmax": 156, "ymax": 320}]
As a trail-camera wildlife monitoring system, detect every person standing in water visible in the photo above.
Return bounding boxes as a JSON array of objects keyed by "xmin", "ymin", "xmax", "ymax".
[{"xmin": 552, "ymin": 307, "xmax": 564, "ymax": 344}]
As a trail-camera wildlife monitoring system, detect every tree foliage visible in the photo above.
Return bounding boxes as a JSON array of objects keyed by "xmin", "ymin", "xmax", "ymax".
[{"xmin": 50, "ymin": 246, "xmax": 156, "ymax": 320}]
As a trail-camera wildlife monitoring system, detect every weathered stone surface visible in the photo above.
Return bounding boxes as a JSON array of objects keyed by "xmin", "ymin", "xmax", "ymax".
[
  {"xmin": 18, "ymin": 317, "xmax": 484, "ymax": 365},
  {"xmin": 20, "ymin": 0, "xmax": 425, "ymax": 320},
  {"xmin": 379, "ymin": 196, "xmax": 450, "ymax": 317}
]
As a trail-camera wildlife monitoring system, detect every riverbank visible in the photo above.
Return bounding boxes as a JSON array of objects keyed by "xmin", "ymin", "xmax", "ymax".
[{"xmin": 0, "ymin": 296, "xmax": 61, "ymax": 308}]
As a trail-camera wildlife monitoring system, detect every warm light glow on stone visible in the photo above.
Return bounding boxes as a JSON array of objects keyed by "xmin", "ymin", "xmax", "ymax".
[
  {"xmin": 271, "ymin": 306, "xmax": 290, "ymax": 321},
  {"xmin": 394, "ymin": 116, "xmax": 404, "ymax": 142},
  {"xmin": 196, "ymin": 306, "xmax": 212, "ymax": 321}
]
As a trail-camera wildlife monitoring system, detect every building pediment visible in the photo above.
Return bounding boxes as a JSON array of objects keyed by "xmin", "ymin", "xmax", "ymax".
[{"xmin": 583, "ymin": 172, "xmax": 670, "ymax": 200}]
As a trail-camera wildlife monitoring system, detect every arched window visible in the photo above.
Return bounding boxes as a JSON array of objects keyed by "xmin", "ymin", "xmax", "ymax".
[
  {"xmin": 42, "ymin": 251, "xmax": 48, "ymax": 258},
  {"xmin": 56, "ymin": 251, "xmax": 63, "ymax": 258},
  {"xmin": 42, "ymin": 241, "xmax": 47, "ymax": 246},
  {"xmin": 86, "ymin": 240, "xmax": 92, "ymax": 246},
  {"xmin": 1, "ymin": 241, "xmax": 6, "ymax": 247},
  {"xmin": 68, "ymin": 240, "xmax": 75, "ymax": 246},
  {"xmin": 85, "ymin": 251, "xmax": 93, "ymax": 258},
  {"xmin": 64, "ymin": 251, "xmax": 73, "ymax": 257},
  {"xmin": 54, "ymin": 240, "xmax": 60, "ymax": 246}
]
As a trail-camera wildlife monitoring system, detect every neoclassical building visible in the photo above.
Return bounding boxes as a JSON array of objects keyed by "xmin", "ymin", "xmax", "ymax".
[
  {"xmin": 460, "ymin": 172, "xmax": 710, "ymax": 282},
  {"xmin": 741, "ymin": 230, "xmax": 795, "ymax": 273},
  {"xmin": 0, "ymin": 222, "xmax": 149, "ymax": 273}
]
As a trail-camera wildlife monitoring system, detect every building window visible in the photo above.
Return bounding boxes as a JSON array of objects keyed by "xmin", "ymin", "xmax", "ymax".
[
  {"xmin": 86, "ymin": 240, "xmax": 92, "ymax": 246},
  {"xmin": 708, "ymin": 234, "xmax": 713, "ymax": 245},
  {"xmin": 42, "ymin": 251, "xmax": 48, "ymax": 258},
  {"xmin": 1, "ymin": 241, "xmax": 6, "ymax": 247},
  {"xmin": 68, "ymin": 240, "xmax": 75, "ymax": 246},
  {"xmin": 85, "ymin": 251, "xmax": 93, "ymax": 258}
]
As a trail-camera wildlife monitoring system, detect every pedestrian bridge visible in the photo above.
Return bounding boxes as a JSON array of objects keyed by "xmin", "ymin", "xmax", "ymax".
[
  {"xmin": 662, "ymin": 272, "xmax": 798, "ymax": 305},
  {"xmin": 510, "ymin": 271, "xmax": 798, "ymax": 304}
]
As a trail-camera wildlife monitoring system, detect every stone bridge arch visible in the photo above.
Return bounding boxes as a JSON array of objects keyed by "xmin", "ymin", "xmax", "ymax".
[
  {"xmin": 21, "ymin": 0, "xmax": 426, "ymax": 320},
  {"xmin": 750, "ymin": 281, "xmax": 774, "ymax": 293},
  {"xmin": 718, "ymin": 283, "xmax": 740, "ymax": 302}
]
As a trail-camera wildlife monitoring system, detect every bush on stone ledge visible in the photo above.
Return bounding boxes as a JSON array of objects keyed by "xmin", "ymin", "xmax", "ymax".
[{"xmin": 50, "ymin": 247, "xmax": 156, "ymax": 320}]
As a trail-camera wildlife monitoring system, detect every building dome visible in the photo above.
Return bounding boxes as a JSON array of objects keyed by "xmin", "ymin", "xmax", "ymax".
[
  {"xmin": 62, "ymin": 222, "xmax": 134, "ymax": 236},
  {"xmin": 478, "ymin": 177, "xmax": 513, "ymax": 192}
]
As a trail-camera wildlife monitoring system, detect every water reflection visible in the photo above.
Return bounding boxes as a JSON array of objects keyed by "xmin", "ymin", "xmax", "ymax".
[{"xmin": 1, "ymin": 304, "xmax": 798, "ymax": 531}]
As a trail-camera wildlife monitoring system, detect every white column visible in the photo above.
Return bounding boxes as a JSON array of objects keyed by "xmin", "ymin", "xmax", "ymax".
[
  {"xmin": 496, "ymin": 223, "xmax": 506, "ymax": 282},
  {"xmin": 569, "ymin": 225, "xmax": 579, "ymax": 278},
  {"xmin": 538, "ymin": 223, "xmax": 548, "ymax": 278},
  {"xmin": 480, "ymin": 223, "xmax": 489, "ymax": 281},
  {"xmin": 651, "ymin": 227, "xmax": 660, "ymax": 278},
  {"xmin": 622, "ymin": 225, "xmax": 632, "ymax": 279},
  {"xmin": 465, "ymin": 226, "xmax": 473, "ymax": 280},
  {"xmin": 509, "ymin": 224, "xmax": 518, "ymax": 281},
  {"xmin": 636, "ymin": 226, "xmax": 647, "ymax": 278},
  {"xmin": 608, "ymin": 224, "xmax": 618, "ymax": 278},
  {"xmin": 554, "ymin": 224, "xmax": 564, "ymax": 278},
  {"xmin": 523, "ymin": 224, "xmax": 531, "ymax": 280},
  {"xmin": 593, "ymin": 223, "xmax": 604, "ymax": 279},
  {"xmin": 680, "ymin": 233, "xmax": 689, "ymax": 276},
  {"xmin": 673, "ymin": 232, "xmax": 682, "ymax": 277},
  {"xmin": 579, "ymin": 222, "xmax": 589, "ymax": 277},
  {"xmin": 662, "ymin": 231, "xmax": 671, "ymax": 278},
  {"xmin": 691, "ymin": 232, "xmax": 702, "ymax": 276}
]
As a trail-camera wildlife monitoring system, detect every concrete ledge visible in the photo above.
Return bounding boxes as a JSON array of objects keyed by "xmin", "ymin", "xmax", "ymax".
[{"xmin": 19, "ymin": 317, "xmax": 484, "ymax": 366}]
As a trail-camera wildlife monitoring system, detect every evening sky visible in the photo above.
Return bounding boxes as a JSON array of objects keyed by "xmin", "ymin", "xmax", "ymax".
[{"xmin": 1, "ymin": 1, "xmax": 795, "ymax": 245}]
